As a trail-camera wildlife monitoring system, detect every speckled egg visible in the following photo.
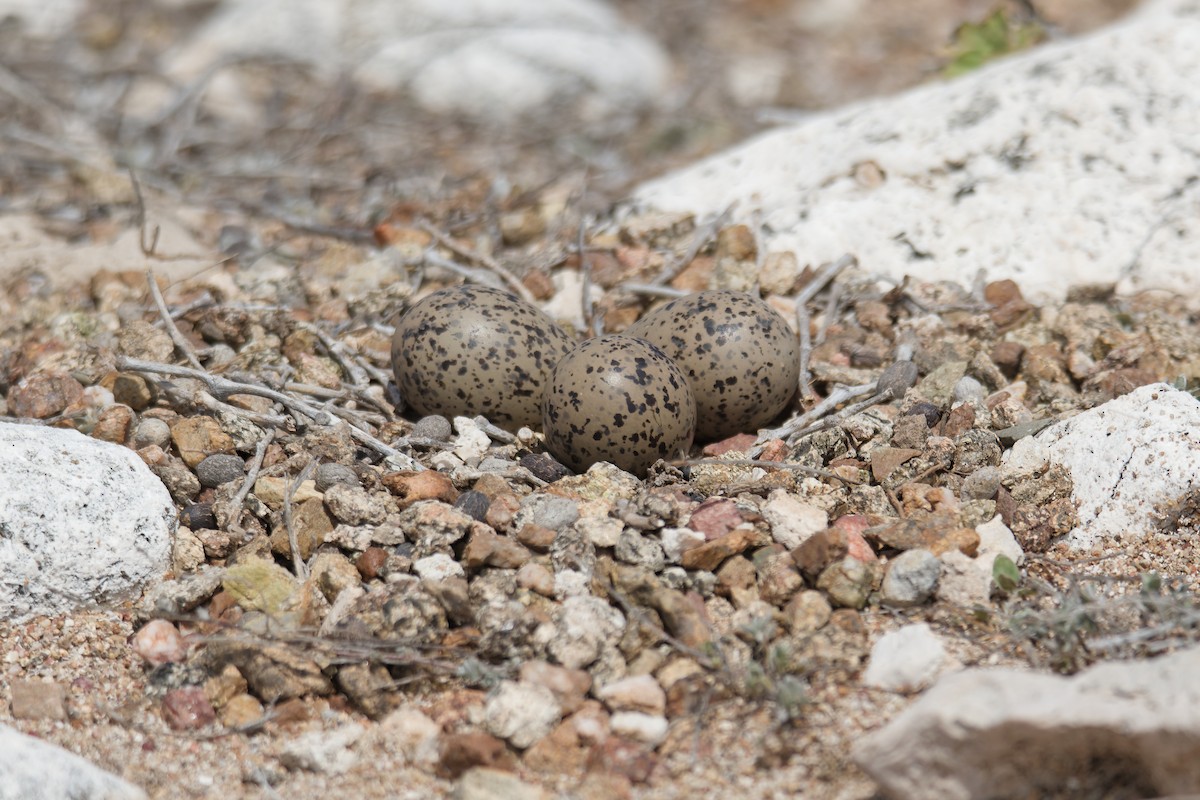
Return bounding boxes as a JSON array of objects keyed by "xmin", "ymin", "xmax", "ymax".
[
  {"xmin": 391, "ymin": 285, "xmax": 576, "ymax": 429},
  {"xmin": 626, "ymin": 290, "xmax": 800, "ymax": 442},
  {"xmin": 542, "ymin": 335, "xmax": 696, "ymax": 477}
]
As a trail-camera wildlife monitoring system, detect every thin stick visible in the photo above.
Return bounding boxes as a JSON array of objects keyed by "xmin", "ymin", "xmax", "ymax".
[
  {"xmin": 651, "ymin": 204, "xmax": 734, "ymax": 286},
  {"xmin": 754, "ymin": 381, "xmax": 877, "ymax": 448},
  {"xmin": 620, "ymin": 283, "xmax": 690, "ymax": 300},
  {"xmin": 116, "ymin": 356, "xmax": 411, "ymax": 464},
  {"xmin": 220, "ymin": 429, "xmax": 275, "ymax": 530},
  {"xmin": 418, "ymin": 221, "xmax": 536, "ymax": 305},
  {"xmin": 578, "ymin": 219, "xmax": 603, "ymax": 337},
  {"xmin": 146, "ymin": 270, "xmax": 203, "ymax": 370},
  {"xmin": 794, "ymin": 255, "xmax": 856, "ymax": 401},
  {"xmin": 282, "ymin": 461, "xmax": 316, "ymax": 578}
]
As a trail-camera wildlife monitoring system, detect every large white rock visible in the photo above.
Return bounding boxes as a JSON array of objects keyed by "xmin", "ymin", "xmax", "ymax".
[
  {"xmin": 0, "ymin": 723, "xmax": 146, "ymax": 800},
  {"xmin": 1002, "ymin": 383, "xmax": 1200, "ymax": 549},
  {"xmin": 145, "ymin": 0, "xmax": 668, "ymax": 125},
  {"xmin": 854, "ymin": 645, "xmax": 1200, "ymax": 800},
  {"xmin": 0, "ymin": 422, "xmax": 176, "ymax": 620},
  {"xmin": 631, "ymin": 0, "xmax": 1200, "ymax": 307}
]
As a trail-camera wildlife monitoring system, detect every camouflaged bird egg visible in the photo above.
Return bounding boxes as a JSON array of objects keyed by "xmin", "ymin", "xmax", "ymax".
[
  {"xmin": 626, "ymin": 290, "xmax": 800, "ymax": 442},
  {"xmin": 391, "ymin": 285, "xmax": 576, "ymax": 429},
  {"xmin": 542, "ymin": 335, "xmax": 696, "ymax": 477}
]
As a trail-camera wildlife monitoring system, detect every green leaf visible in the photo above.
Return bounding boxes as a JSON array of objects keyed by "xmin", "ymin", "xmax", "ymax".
[
  {"xmin": 993, "ymin": 554, "xmax": 1021, "ymax": 593},
  {"xmin": 944, "ymin": 8, "xmax": 1045, "ymax": 78}
]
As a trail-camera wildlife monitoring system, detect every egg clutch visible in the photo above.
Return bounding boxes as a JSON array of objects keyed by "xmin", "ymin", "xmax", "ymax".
[{"xmin": 391, "ymin": 285, "xmax": 800, "ymax": 476}]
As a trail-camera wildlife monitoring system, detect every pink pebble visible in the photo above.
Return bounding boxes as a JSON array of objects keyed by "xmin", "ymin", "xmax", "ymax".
[{"xmin": 132, "ymin": 619, "xmax": 187, "ymax": 666}]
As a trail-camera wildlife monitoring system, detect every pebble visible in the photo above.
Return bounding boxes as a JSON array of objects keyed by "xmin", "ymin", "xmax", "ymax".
[
  {"xmin": 454, "ymin": 490, "xmax": 491, "ymax": 522},
  {"xmin": 961, "ymin": 465, "xmax": 1003, "ymax": 500},
  {"xmin": 454, "ymin": 767, "xmax": 550, "ymax": 800},
  {"xmin": 195, "ymin": 453, "xmax": 245, "ymax": 488},
  {"xmin": 659, "ymin": 527, "xmax": 705, "ymax": 563},
  {"xmin": 453, "ymin": 416, "xmax": 492, "ymax": 463},
  {"xmin": 130, "ymin": 417, "xmax": 172, "ymax": 449},
  {"xmin": 861, "ymin": 623, "xmax": 950, "ymax": 692},
  {"xmin": 952, "ymin": 375, "xmax": 987, "ymax": 404},
  {"xmin": 278, "ymin": 724, "xmax": 364, "ymax": 774},
  {"xmin": 132, "ymin": 619, "xmax": 188, "ymax": 666},
  {"xmin": 615, "ymin": 530, "xmax": 666, "ymax": 572},
  {"xmin": 761, "ymin": 490, "xmax": 828, "ymax": 549},
  {"xmin": 880, "ymin": 549, "xmax": 941, "ymax": 607},
  {"xmin": 314, "ymin": 462, "xmax": 360, "ymax": 491},
  {"xmin": 518, "ymin": 661, "xmax": 592, "ymax": 715},
  {"xmin": 9, "ymin": 680, "xmax": 68, "ymax": 721},
  {"xmin": 414, "ymin": 553, "xmax": 466, "ymax": 582},
  {"xmin": 411, "ymin": 414, "xmax": 453, "ymax": 442},
  {"xmin": 876, "ymin": 360, "xmax": 919, "ymax": 399},
  {"xmin": 816, "ymin": 557, "xmax": 880, "ymax": 610},
  {"xmin": 548, "ymin": 595, "xmax": 625, "ymax": 670},
  {"xmin": 219, "ymin": 693, "xmax": 265, "ymax": 728},
  {"xmin": 323, "ymin": 483, "xmax": 389, "ymax": 526},
  {"xmin": 784, "ymin": 590, "xmax": 832, "ymax": 633},
  {"xmin": 378, "ymin": 707, "xmax": 441, "ymax": 767},
  {"xmin": 180, "ymin": 502, "xmax": 218, "ymax": 531},
  {"xmin": 8, "ymin": 371, "xmax": 84, "ymax": 418},
  {"xmin": 162, "ymin": 687, "xmax": 216, "ymax": 731},
  {"xmin": 596, "ymin": 674, "xmax": 666, "ymax": 716},
  {"xmin": 513, "ymin": 494, "xmax": 580, "ymax": 532},
  {"xmin": 482, "ymin": 680, "xmax": 562, "ymax": 749},
  {"xmin": 576, "ymin": 516, "xmax": 623, "ymax": 548},
  {"xmin": 935, "ymin": 550, "xmax": 992, "ymax": 606},
  {"xmin": 520, "ymin": 452, "xmax": 572, "ymax": 483},
  {"xmin": 515, "ymin": 562, "xmax": 556, "ymax": 597},
  {"xmin": 609, "ymin": 711, "xmax": 670, "ymax": 746}
]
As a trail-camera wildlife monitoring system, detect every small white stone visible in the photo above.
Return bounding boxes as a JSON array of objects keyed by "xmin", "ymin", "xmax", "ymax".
[
  {"xmin": 278, "ymin": 724, "xmax": 364, "ymax": 774},
  {"xmin": 596, "ymin": 674, "xmax": 666, "ymax": 716},
  {"xmin": 975, "ymin": 515, "xmax": 1024, "ymax": 567},
  {"xmin": 610, "ymin": 711, "xmax": 669, "ymax": 746},
  {"xmin": 862, "ymin": 623, "xmax": 951, "ymax": 693},
  {"xmin": 936, "ymin": 550, "xmax": 992, "ymax": 607},
  {"xmin": 452, "ymin": 416, "xmax": 491, "ymax": 463},
  {"xmin": 378, "ymin": 707, "xmax": 440, "ymax": 767},
  {"xmin": 413, "ymin": 553, "xmax": 465, "ymax": 582},
  {"xmin": 761, "ymin": 490, "xmax": 828, "ymax": 549},
  {"xmin": 131, "ymin": 619, "xmax": 188, "ymax": 666},
  {"xmin": 659, "ymin": 527, "xmax": 705, "ymax": 563},
  {"xmin": 483, "ymin": 681, "xmax": 562, "ymax": 749},
  {"xmin": 576, "ymin": 516, "xmax": 623, "ymax": 548},
  {"xmin": 553, "ymin": 569, "xmax": 591, "ymax": 598}
]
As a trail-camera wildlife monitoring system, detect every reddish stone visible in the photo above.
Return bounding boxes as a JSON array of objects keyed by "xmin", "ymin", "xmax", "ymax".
[
  {"xmin": 382, "ymin": 470, "xmax": 459, "ymax": 508},
  {"xmin": 679, "ymin": 528, "xmax": 764, "ymax": 571},
  {"xmin": 759, "ymin": 438, "xmax": 789, "ymax": 462},
  {"xmin": 790, "ymin": 527, "xmax": 875, "ymax": 579},
  {"xmin": 686, "ymin": 498, "xmax": 748, "ymax": 541},
  {"xmin": 941, "ymin": 403, "xmax": 976, "ymax": 438},
  {"xmin": 437, "ymin": 732, "xmax": 516, "ymax": 779},
  {"xmin": 586, "ymin": 737, "xmax": 658, "ymax": 784},
  {"xmin": 356, "ymin": 546, "xmax": 389, "ymax": 580},
  {"xmin": 990, "ymin": 341, "xmax": 1025, "ymax": 378},
  {"xmin": 701, "ymin": 433, "xmax": 757, "ymax": 457},
  {"xmin": 516, "ymin": 523, "xmax": 558, "ymax": 552},
  {"xmin": 8, "ymin": 372, "xmax": 84, "ymax": 418},
  {"xmin": 162, "ymin": 687, "xmax": 216, "ymax": 731}
]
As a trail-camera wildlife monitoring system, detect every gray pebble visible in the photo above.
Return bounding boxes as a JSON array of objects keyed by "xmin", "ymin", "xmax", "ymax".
[
  {"xmin": 131, "ymin": 418, "xmax": 171, "ymax": 450},
  {"xmin": 962, "ymin": 466, "xmax": 1003, "ymax": 500},
  {"xmin": 953, "ymin": 375, "xmax": 987, "ymax": 404},
  {"xmin": 315, "ymin": 462, "xmax": 360, "ymax": 492},
  {"xmin": 615, "ymin": 529, "xmax": 666, "ymax": 572},
  {"xmin": 880, "ymin": 549, "xmax": 941, "ymax": 607},
  {"xmin": 195, "ymin": 453, "xmax": 245, "ymax": 488},
  {"xmin": 180, "ymin": 502, "xmax": 218, "ymax": 530},
  {"xmin": 877, "ymin": 361, "xmax": 919, "ymax": 398},
  {"xmin": 520, "ymin": 452, "xmax": 572, "ymax": 483},
  {"xmin": 454, "ymin": 490, "xmax": 490, "ymax": 522},
  {"xmin": 411, "ymin": 415, "xmax": 452, "ymax": 442},
  {"xmin": 514, "ymin": 494, "xmax": 580, "ymax": 532}
]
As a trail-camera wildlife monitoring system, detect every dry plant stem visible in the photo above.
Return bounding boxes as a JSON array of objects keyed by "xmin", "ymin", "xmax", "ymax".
[
  {"xmin": 578, "ymin": 220, "xmax": 603, "ymax": 337},
  {"xmin": 650, "ymin": 203, "xmax": 734, "ymax": 286},
  {"xmin": 195, "ymin": 392, "xmax": 288, "ymax": 427},
  {"xmin": 297, "ymin": 321, "xmax": 370, "ymax": 387},
  {"xmin": 795, "ymin": 254, "xmax": 857, "ymax": 400},
  {"xmin": 282, "ymin": 461, "xmax": 316, "ymax": 579},
  {"xmin": 116, "ymin": 356, "xmax": 410, "ymax": 464},
  {"xmin": 146, "ymin": 270, "xmax": 204, "ymax": 370},
  {"xmin": 782, "ymin": 389, "xmax": 893, "ymax": 446},
  {"xmin": 620, "ymin": 283, "xmax": 691, "ymax": 299},
  {"xmin": 816, "ymin": 281, "xmax": 844, "ymax": 346},
  {"xmin": 672, "ymin": 458, "xmax": 863, "ymax": 485},
  {"xmin": 753, "ymin": 381, "xmax": 878, "ymax": 450},
  {"xmin": 422, "ymin": 250, "xmax": 507, "ymax": 291},
  {"xmin": 417, "ymin": 220, "xmax": 536, "ymax": 305},
  {"xmin": 225, "ymin": 429, "xmax": 275, "ymax": 526}
]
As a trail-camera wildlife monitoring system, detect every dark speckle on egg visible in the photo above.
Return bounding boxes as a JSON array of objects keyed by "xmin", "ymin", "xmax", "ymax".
[
  {"xmin": 391, "ymin": 285, "xmax": 576, "ymax": 429},
  {"xmin": 542, "ymin": 335, "xmax": 696, "ymax": 477},
  {"xmin": 626, "ymin": 290, "xmax": 800, "ymax": 442}
]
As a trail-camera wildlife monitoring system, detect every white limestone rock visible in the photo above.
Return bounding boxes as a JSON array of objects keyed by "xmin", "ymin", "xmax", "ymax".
[
  {"xmin": 631, "ymin": 0, "xmax": 1200, "ymax": 308},
  {"xmin": 1002, "ymin": 383, "xmax": 1200, "ymax": 549},
  {"xmin": 0, "ymin": 723, "xmax": 147, "ymax": 800},
  {"xmin": 140, "ymin": 0, "xmax": 668, "ymax": 125},
  {"xmin": 0, "ymin": 423, "xmax": 175, "ymax": 621},
  {"xmin": 855, "ymin": 645, "xmax": 1200, "ymax": 799},
  {"xmin": 861, "ymin": 623, "xmax": 952, "ymax": 693}
]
